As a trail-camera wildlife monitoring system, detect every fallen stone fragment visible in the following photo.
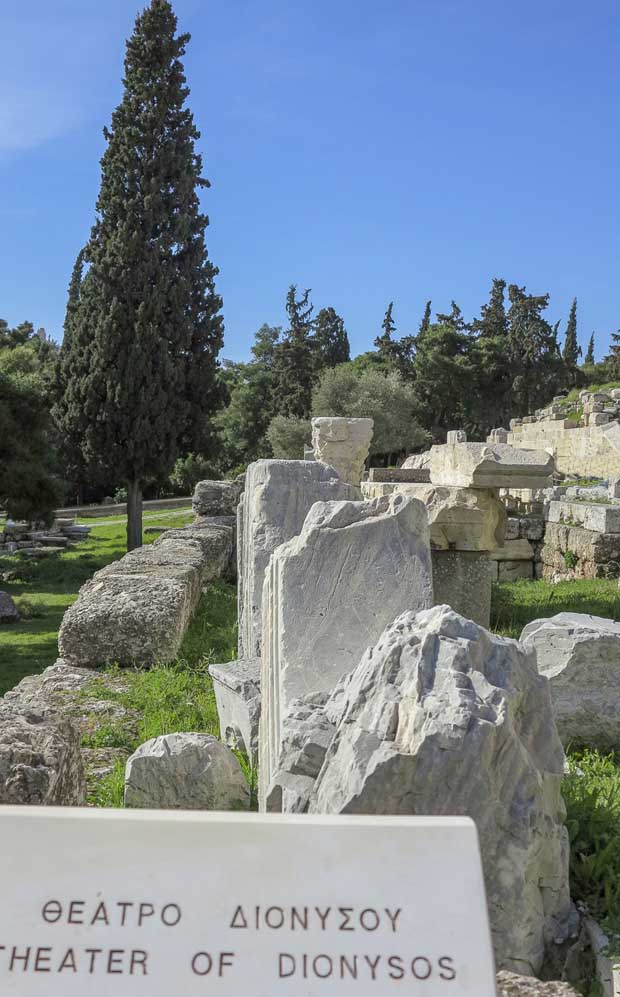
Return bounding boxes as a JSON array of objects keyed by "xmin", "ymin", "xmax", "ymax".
[
  {"xmin": 0, "ymin": 702, "xmax": 85, "ymax": 805},
  {"xmin": 521, "ymin": 612, "xmax": 620, "ymax": 748},
  {"xmin": 124, "ymin": 733, "xmax": 250, "ymax": 810},
  {"xmin": 282, "ymin": 605, "xmax": 574, "ymax": 975}
]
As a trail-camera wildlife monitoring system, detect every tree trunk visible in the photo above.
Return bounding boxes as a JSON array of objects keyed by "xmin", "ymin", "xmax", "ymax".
[{"xmin": 127, "ymin": 480, "xmax": 143, "ymax": 552}]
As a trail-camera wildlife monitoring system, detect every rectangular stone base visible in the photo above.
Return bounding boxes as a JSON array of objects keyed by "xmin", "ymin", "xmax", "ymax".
[
  {"xmin": 209, "ymin": 658, "xmax": 261, "ymax": 764},
  {"xmin": 431, "ymin": 550, "xmax": 492, "ymax": 627}
]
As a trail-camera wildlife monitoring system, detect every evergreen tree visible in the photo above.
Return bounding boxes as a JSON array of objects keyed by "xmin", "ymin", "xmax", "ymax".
[
  {"xmin": 435, "ymin": 301, "xmax": 468, "ymax": 332},
  {"xmin": 506, "ymin": 285, "xmax": 564, "ymax": 414},
  {"xmin": 411, "ymin": 318, "xmax": 471, "ymax": 438},
  {"xmin": 273, "ymin": 285, "xmax": 314, "ymax": 418},
  {"xmin": 468, "ymin": 279, "xmax": 511, "ymax": 434},
  {"xmin": 251, "ymin": 323, "xmax": 281, "ymax": 368},
  {"xmin": 375, "ymin": 302, "xmax": 398, "ymax": 362},
  {"xmin": 472, "ymin": 279, "xmax": 507, "ymax": 338},
  {"xmin": 585, "ymin": 333, "xmax": 595, "ymax": 365},
  {"xmin": 313, "ymin": 307, "xmax": 350, "ymax": 367},
  {"xmin": 562, "ymin": 298, "xmax": 580, "ymax": 376},
  {"xmin": 53, "ymin": 0, "xmax": 223, "ymax": 549},
  {"xmin": 605, "ymin": 331, "xmax": 620, "ymax": 380},
  {"xmin": 418, "ymin": 300, "xmax": 432, "ymax": 336}
]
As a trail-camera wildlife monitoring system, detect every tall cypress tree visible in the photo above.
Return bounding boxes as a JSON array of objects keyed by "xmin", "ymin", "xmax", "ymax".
[
  {"xmin": 418, "ymin": 300, "xmax": 432, "ymax": 337},
  {"xmin": 562, "ymin": 297, "xmax": 580, "ymax": 373},
  {"xmin": 585, "ymin": 333, "xmax": 595, "ymax": 365},
  {"xmin": 375, "ymin": 302, "xmax": 397, "ymax": 360},
  {"xmin": 273, "ymin": 285, "xmax": 314, "ymax": 418},
  {"xmin": 313, "ymin": 307, "xmax": 350, "ymax": 368},
  {"xmin": 53, "ymin": 0, "xmax": 223, "ymax": 549}
]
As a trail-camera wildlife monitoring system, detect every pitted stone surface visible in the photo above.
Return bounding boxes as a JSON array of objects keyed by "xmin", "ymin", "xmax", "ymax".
[
  {"xmin": 192, "ymin": 479, "xmax": 243, "ymax": 517},
  {"xmin": 0, "ymin": 699, "xmax": 85, "ymax": 805},
  {"xmin": 209, "ymin": 657, "xmax": 261, "ymax": 761}
]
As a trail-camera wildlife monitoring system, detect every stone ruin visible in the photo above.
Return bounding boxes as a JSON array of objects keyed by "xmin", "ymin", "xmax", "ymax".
[
  {"xmin": 2, "ymin": 414, "xmax": 618, "ymax": 988},
  {"xmin": 0, "ymin": 517, "xmax": 91, "ymax": 558}
]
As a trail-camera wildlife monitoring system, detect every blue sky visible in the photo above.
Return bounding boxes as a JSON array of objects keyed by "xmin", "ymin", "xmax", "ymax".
[{"xmin": 1, "ymin": 0, "xmax": 618, "ymax": 362}]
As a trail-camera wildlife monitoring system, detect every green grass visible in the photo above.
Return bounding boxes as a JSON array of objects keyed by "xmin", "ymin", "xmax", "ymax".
[
  {"xmin": 564, "ymin": 749, "xmax": 620, "ymax": 950},
  {"xmin": 491, "ymin": 578, "xmax": 620, "ymax": 639},
  {"xmin": 0, "ymin": 507, "xmax": 193, "ymax": 695},
  {"xmin": 86, "ymin": 579, "xmax": 239, "ymax": 808}
]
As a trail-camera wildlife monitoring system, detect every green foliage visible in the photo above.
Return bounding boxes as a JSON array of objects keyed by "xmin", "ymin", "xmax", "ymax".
[
  {"xmin": 563, "ymin": 550, "xmax": 579, "ymax": 569},
  {"xmin": 312, "ymin": 365, "xmax": 429, "ymax": 459},
  {"xmin": 266, "ymin": 414, "xmax": 311, "ymax": 459},
  {"xmin": 410, "ymin": 318, "xmax": 471, "ymax": 438},
  {"xmin": 53, "ymin": 0, "xmax": 224, "ymax": 550},
  {"xmin": 0, "ymin": 339, "xmax": 65, "ymax": 523},
  {"xmin": 505, "ymin": 284, "xmax": 567, "ymax": 416},
  {"xmin": 585, "ymin": 333, "xmax": 595, "ymax": 365},
  {"xmin": 89, "ymin": 759, "xmax": 126, "ymax": 808},
  {"xmin": 564, "ymin": 749, "xmax": 620, "ymax": 940},
  {"xmin": 213, "ymin": 354, "xmax": 275, "ymax": 472},
  {"xmin": 168, "ymin": 453, "xmax": 218, "ymax": 495},
  {"xmin": 604, "ymin": 331, "xmax": 620, "ymax": 381}
]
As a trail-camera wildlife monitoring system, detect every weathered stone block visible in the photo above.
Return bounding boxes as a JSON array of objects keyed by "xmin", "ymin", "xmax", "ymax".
[
  {"xmin": 521, "ymin": 613, "xmax": 620, "ymax": 749},
  {"xmin": 431, "ymin": 549, "xmax": 493, "ymax": 626},
  {"xmin": 498, "ymin": 560, "xmax": 534, "ymax": 582},
  {"xmin": 311, "ymin": 417, "xmax": 373, "ymax": 486},
  {"xmin": 0, "ymin": 702, "xmax": 85, "ymax": 805},
  {"xmin": 259, "ymin": 493, "xmax": 433, "ymax": 810},
  {"xmin": 490, "ymin": 539, "xmax": 534, "ymax": 562},
  {"xmin": 362, "ymin": 482, "xmax": 506, "ymax": 550},
  {"xmin": 0, "ymin": 591, "xmax": 19, "ymax": 624},
  {"xmin": 192, "ymin": 479, "xmax": 243, "ymax": 517},
  {"xmin": 124, "ymin": 733, "xmax": 250, "ymax": 810},
  {"xmin": 238, "ymin": 460, "xmax": 357, "ymax": 659},
  {"xmin": 505, "ymin": 517, "xmax": 520, "ymax": 540},
  {"xmin": 209, "ymin": 658, "xmax": 261, "ymax": 762},
  {"xmin": 548, "ymin": 500, "xmax": 620, "ymax": 534},
  {"xmin": 430, "ymin": 442, "xmax": 554, "ymax": 489},
  {"xmin": 367, "ymin": 466, "xmax": 430, "ymax": 483}
]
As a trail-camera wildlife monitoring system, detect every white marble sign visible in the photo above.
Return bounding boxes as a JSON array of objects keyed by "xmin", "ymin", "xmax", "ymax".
[{"xmin": 0, "ymin": 808, "xmax": 496, "ymax": 995}]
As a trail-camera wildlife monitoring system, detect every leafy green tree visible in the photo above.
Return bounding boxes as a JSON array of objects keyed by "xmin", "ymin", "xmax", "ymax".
[
  {"xmin": 411, "ymin": 319, "xmax": 471, "ymax": 439},
  {"xmin": 473, "ymin": 279, "xmax": 507, "ymax": 339},
  {"xmin": 251, "ymin": 323, "xmax": 281, "ymax": 367},
  {"xmin": 563, "ymin": 297, "xmax": 580, "ymax": 378},
  {"xmin": 0, "ymin": 344, "xmax": 64, "ymax": 522},
  {"xmin": 605, "ymin": 332, "xmax": 620, "ymax": 380},
  {"xmin": 312, "ymin": 366, "xmax": 429, "ymax": 462},
  {"xmin": 213, "ymin": 358, "xmax": 275, "ymax": 472},
  {"xmin": 585, "ymin": 333, "xmax": 595, "ymax": 365},
  {"xmin": 273, "ymin": 286, "xmax": 314, "ymax": 418},
  {"xmin": 313, "ymin": 307, "xmax": 350, "ymax": 367},
  {"xmin": 53, "ymin": 0, "xmax": 223, "ymax": 550},
  {"xmin": 266, "ymin": 414, "xmax": 311, "ymax": 459},
  {"xmin": 168, "ymin": 452, "xmax": 219, "ymax": 495}
]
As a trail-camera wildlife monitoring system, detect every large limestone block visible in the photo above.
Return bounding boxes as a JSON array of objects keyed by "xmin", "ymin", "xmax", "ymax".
[
  {"xmin": 59, "ymin": 574, "xmax": 195, "ymax": 667},
  {"xmin": 0, "ymin": 591, "xmax": 20, "ymax": 624},
  {"xmin": 431, "ymin": 549, "xmax": 493, "ymax": 626},
  {"xmin": 430, "ymin": 441, "xmax": 554, "ymax": 489},
  {"xmin": 307, "ymin": 606, "xmax": 572, "ymax": 975},
  {"xmin": 311, "ymin": 417, "xmax": 373, "ymax": 486},
  {"xmin": 547, "ymin": 500, "xmax": 620, "ymax": 534},
  {"xmin": 192, "ymin": 478, "xmax": 243, "ymax": 517},
  {"xmin": 238, "ymin": 460, "xmax": 357, "ymax": 659},
  {"xmin": 260, "ymin": 492, "xmax": 433, "ymax": 809},
  {"xmin": 521, "ymin": 613, "xmax": 620, "ymax": 748},
  {"xmin": 490, "ymin": 538, "xmax": 534, "ymax": 561},
  {"xmin": 0, "ymin": 702, "xmax": 85, "ymax": 805},
  {"xmin": 209, "ymin": 657, "xmax": 261, "ymax": 762},
  {"xmin": 401, "ymin": 450, "xmax": 431, "ymax": 471},
  {"xmin": 361, "ymin": 482, "xmax": 506, "ymax": 550},
  {"xmin": 124, "ymin": 733, "xmax": 250, "ymax": 810}
]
